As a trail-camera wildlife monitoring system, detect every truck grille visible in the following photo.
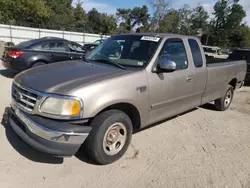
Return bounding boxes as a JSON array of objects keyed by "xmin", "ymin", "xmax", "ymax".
[{"xmin": 12, "ymin": 83, "xmax": 38, "ymax": 112}]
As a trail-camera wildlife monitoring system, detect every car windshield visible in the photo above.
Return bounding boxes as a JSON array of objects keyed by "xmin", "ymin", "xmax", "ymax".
[{"xmin": 85, "ymin": 35, "xmax": 161, "ymax": 68}]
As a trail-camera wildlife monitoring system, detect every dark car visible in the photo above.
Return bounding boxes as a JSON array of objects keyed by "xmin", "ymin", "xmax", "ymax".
[
  {"xmin": 1, "ymin": 37, "xmax": 86, "ymax": 72},
  {"xmin": 82, "ymin": 39, "xmax": 106, "ymax": 53},
  {"xmin": 228, "ymin": 48, "xmax": 250, "ymax": 82}
]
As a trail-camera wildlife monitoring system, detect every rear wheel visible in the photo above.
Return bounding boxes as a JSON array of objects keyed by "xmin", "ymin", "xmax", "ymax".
[
  {"xmin": 215, "ymin": 85, "xmax": 234, "ymax": 111},
  {"xmin": 84, "ymin": 110, "xmax": 133, "ymax": 165},
  {"xmin": 31, "ymin": 62, "xmax": 46, "ymax": 68}
]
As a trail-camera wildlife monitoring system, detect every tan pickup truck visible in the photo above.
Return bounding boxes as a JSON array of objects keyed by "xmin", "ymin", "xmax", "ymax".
[{"xmin": 6, "ymin": 33, "xmax": 247, "ymax": 165}]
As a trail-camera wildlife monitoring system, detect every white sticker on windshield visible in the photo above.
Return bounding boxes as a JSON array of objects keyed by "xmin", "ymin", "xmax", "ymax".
[{"xmin": 141, "ymin": 36, "xmax": 160, "ymax": 42}]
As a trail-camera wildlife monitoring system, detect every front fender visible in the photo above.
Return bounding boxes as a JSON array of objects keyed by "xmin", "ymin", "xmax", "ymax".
[{"xmin": 70, "ymin": 70, "xmax": 149, "ymax": 127}]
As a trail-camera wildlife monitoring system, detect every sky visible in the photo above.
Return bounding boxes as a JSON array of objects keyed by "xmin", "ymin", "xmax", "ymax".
[{"xmin": 81, "ymin": 0, "xmax": 250, "ymax": 25}]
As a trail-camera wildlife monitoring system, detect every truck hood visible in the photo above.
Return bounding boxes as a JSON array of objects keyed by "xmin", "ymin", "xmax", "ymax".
[{"xmin": 14, "ymin": 60, "xmax": 130, "ymax": 94}]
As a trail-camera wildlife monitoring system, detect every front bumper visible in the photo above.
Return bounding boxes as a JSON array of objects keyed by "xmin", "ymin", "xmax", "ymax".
[{"xmin": 7, "ymin": 107, "xmax": 91, "ymax": 157}]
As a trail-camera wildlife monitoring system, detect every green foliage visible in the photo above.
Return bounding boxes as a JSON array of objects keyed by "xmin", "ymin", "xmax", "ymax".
[
  {"xmin": 0, "ymin": 0, "xmax": 52, "ymax": 27},
  {"xmin": 116, "ymin": 5, "xmax": 150, "ymax": 33},
  {"xmin": 211, "ymin": 0, "xmax": 247, "ymax": 47},
  {"xmin": 72, "ymin": 0, "xmax": 87, "ymax": 32}
]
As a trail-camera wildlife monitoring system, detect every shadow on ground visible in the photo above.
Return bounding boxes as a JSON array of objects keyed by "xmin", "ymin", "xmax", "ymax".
[
  {"xmin": 1, "ymin": 108, "xmax": 63, "ymax": 164},
  {"xmin": 1, "ymin": 107, "xmax": 97, "ymax": 165},
  {"xmin": 75, "ymin": 146, "xmax": 99, "ymax": 165},
  {"xmin": 199, "ymin": 103, "xmax": 217, "ymax": 111},
  {"xmin": 0, "ymin": 104, "xmax": 217, "ymax": 165},
  {"xmin": 0, "ymin": 69, "xmax": 16, "ymax": 78}
]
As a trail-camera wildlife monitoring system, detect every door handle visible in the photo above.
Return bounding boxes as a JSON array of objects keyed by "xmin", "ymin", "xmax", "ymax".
[{"xmin": 186, "ymin": 76, "xmax": 194, "ymax": 82}]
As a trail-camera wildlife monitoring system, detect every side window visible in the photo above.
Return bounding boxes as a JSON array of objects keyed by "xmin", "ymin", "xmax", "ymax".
[
  {"xmin": 188, "ymin": 39, "xmax": 203, "ymax": 68},
  {"xmin": 32, "ymin": 41, "xmax": 68, "ymax": 52},
  {"xmin": 32, "ymin": 43, "xmax": 50, "ymax": 50},
  {"xmin": 49, "ymin": 41, "xmax": 68, "ymax": 52},
  {"xmin": 159, "ymin": 39, "xmax": 188, "ymax": 70}
]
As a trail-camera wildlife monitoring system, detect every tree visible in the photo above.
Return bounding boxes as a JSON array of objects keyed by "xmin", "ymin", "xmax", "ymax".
[
  {"xmin": 86, "ymin": 8, "xmax": 117, "ymax": 35},
  {"xmin": 229, "ymin": 25, "xmax": 250, "ymax": 48},
  {"xmin": 157, "ymin": 9, "xmax": 180, "ymax": 33},
  {"xmin": 44, "ymin": 0, "xmax": 74, "ymax": 30},
  {"xmin": 149, "ymin": 0, "xmax": 171, "ymax": 31},
  {"xmin": 99, "ymin": 14, "xmax": 117, "ymax": 35},
  {"xmin": 211, "ymin": 0, "xmax": 246, "ymax": 47},
  {"xmin": 178, "ymin": 4, "xmax": 193, "ymax": 35},
  {"xmin": 116, "ymin": 5, "xmax": 150, "ymax": 33},
  {"xmin": 191, "ymin": 5, "xmax": 209, "ymax": 36},
  {"xmin": 72, "ymin": 0, "xmax": 87, "ymax": 32},
  {"xmin": 0, "ymin": 0, "xmax": 52, "ymax": 27},
  {"xmin": 86, "ymin": 8, "xmax": 102, "ymax": 33}
]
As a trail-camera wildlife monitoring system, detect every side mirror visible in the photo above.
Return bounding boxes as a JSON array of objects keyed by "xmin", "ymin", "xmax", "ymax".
[{"xmin": 158, "ymin": 59, "xmax": 177, "ymax": 72}]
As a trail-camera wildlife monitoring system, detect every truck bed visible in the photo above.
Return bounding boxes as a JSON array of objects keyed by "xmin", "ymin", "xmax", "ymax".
[
  {"xmin": 202, "ymin": 59, "xmax": 246, "ymax": 104},
  {"xmin": 206, "ymin": 57, "xmax": 235, "ymax": 65}
]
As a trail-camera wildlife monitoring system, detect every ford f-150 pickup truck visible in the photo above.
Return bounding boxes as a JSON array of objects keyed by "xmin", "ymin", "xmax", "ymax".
[{"xmin": 6, "ymin": 33, "xmax": 247, "ymax": 165}]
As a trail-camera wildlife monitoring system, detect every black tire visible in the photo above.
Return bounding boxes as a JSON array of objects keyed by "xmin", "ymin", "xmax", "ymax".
[
  {"xmin": 84, "ymin": 110, "xmax": 133, "ymax": 165},
  {"xmin": 215, "ymin": 85, "xmax": 234, "ymax": 111},
  {"xmin": 31, "ymin": 62, "xmax": 46, "ymax": 68}
]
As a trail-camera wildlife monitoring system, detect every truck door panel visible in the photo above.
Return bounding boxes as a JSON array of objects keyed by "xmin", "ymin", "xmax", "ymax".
[{"xmin": 147, "ymin": 38, "xmax": 196, "ymax": 125}]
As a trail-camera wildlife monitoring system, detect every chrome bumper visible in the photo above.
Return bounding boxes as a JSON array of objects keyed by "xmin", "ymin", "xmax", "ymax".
[{"xmin": 14, "ymin": 108, "xmax": 89, "ymax": 145}]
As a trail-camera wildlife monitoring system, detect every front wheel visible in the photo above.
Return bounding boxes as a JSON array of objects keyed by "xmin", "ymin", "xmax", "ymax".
[
  {"xmin": 84, "ymin": 110, "xmax": 133, "ymax": 165},
  {"xmin": 215, "ymin": 85, "xmax": 234, "ymax": 111}
]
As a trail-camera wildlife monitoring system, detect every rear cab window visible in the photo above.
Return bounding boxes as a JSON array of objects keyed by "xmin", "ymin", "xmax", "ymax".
[{"xmin": 188, "ymin": 39, "xmax": 203, "ymax": 68}]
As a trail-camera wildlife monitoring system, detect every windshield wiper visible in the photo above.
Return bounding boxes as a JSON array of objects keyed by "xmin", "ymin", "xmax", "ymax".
[{"xmin": 93, "ymin": 59, "xmax": 126, "ymax": 70}]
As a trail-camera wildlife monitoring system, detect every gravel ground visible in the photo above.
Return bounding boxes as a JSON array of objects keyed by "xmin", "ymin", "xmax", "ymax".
[{"xmin": 0, "ymin": 62, "xmax": 250, "ymax": 188}]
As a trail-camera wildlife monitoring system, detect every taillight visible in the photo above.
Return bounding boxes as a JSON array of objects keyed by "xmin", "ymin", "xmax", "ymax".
[{"xmin": 8, "ymin": 51, "xmax": 24, "ymax": 58}]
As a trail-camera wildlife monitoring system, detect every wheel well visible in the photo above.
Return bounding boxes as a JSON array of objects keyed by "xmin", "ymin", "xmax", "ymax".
[
  {"xmin": 31, "ymin": 60, "xmax": 48, "ymax": 67},
  {"xmin": 101, "ymin": 103, "xmax": 141, "ymax": 130},
  {"xmin": 229, "ymin": 78, "xmax": 237, "ymax": 89}
]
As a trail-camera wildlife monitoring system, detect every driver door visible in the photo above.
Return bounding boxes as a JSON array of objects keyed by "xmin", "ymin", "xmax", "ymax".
[{"xmin": 147, "ymin": 38, "xmax": 196, "ymax": 124}]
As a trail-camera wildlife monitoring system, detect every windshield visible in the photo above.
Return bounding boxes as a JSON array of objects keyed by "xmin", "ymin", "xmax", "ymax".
[{"xmin": 85, "ymin": 35, "xmax": 161, "ymax": 68}]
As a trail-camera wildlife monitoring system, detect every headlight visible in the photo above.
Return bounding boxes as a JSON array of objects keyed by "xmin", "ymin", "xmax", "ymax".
[{"xmin": 40, "ymin": 97, "xmax": 82, "ymax": 117}]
